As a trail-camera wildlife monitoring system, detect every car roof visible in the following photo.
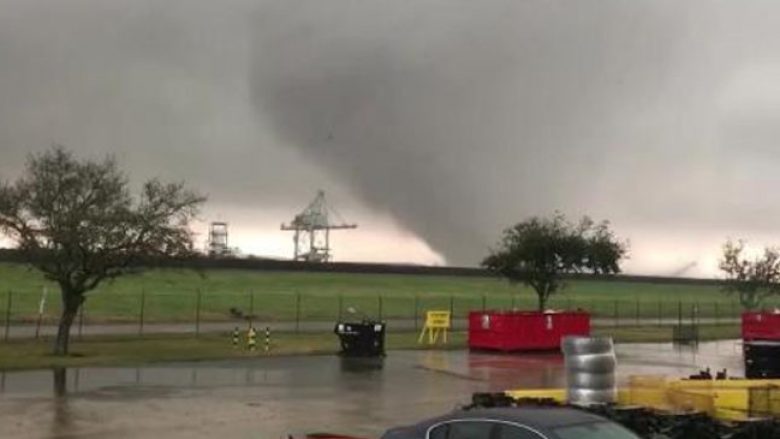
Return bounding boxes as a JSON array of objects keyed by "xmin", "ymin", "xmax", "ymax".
[
  {"xmin": 393, "ymin": 406, "xmax": 610, "ymax": 436},
  {"xmin": 443, "ymin": 407, "xmax": 607, "ymax": 429}
]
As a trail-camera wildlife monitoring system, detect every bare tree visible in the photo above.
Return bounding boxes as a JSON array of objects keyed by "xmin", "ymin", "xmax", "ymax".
[
  {"xmin": 0, "ymin": 146, "xmax": 205, "ymax": 355},
  {"xmin": 483, "ymin": 214, "xmax": 627, "ymax": 311},
  {"xmin": 719, "ymin": 239, "xmax": 780, "ymax": 310}
]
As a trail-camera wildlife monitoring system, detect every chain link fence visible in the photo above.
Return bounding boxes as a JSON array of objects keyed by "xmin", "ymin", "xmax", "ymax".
[{"xmin": 1, "ymin": 287, "xmax": 770, "ymax": 340}]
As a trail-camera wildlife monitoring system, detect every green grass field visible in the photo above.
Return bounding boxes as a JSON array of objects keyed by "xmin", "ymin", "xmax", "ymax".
[{"xmin": 0, "ymin": 262, "xmax": 769, "ymax": 324}]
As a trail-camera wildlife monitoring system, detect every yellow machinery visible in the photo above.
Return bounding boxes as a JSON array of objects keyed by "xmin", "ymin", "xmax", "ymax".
[{"xmin": 506, "ymin": 377, "xmax": 780, "ymax": 421}]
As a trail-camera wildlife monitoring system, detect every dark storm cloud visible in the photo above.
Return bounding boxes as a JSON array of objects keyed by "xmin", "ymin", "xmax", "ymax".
[
  {"xmin": 2, "ymin": 1, "xmax": 780, "ymax": 266},
  {"xmin": 251, "ymin": 1, "xmax": 780, "ymax": 263},
  {"xmin": 0, "ymin": 0, "xmax": 334, "ymax": 206}
]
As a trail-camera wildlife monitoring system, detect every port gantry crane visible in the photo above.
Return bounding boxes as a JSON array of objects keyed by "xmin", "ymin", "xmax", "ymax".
[{"xmin": 281, "ymin": 190, "xmax": 357, "ymax": 262}]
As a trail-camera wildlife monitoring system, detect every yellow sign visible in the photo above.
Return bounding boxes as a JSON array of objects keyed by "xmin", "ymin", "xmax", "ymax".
[
  {"xmin": 425, "ymin": 311, "xmax": 451, "ymax": 329},
  {"xmin": 419, "ymin": 310, "xmax": 451, "ymax": 345}
]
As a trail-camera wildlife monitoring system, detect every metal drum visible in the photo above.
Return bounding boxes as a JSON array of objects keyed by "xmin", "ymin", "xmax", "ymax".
[{"xmin": 562, "ymin": 336, "xmax": 616, "ymax": 405}]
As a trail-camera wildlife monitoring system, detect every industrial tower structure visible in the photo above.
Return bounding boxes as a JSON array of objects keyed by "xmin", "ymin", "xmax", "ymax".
[
  {"xmin": 206, "ymin": 222, "xmax": 232, "ymax": 257},
  {"xmin": 281, "ymin": 190, "xmax": 357, "ymax": 262}
]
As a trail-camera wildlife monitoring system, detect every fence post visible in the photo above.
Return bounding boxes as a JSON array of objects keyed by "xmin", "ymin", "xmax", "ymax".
[
  {"xmin": 414, "ymin": 294, "xmax": 420, "ymax": 331},
  {"xmin": 195, "ymin": 289, "xmax": 202, "ymax": 336},
  {"xmin": 35, "ymin": 287, "xmax": 47, "ymax": 340},
  {"xmin": 613, "ymin": 300, "xmax": 619, "ymax": 327},
  {"xmin": 138, "ymin": 289, "xmax": 146, "ymax": 336},
  {"xmin": 635, "ymin": 299, "xmax": 640, "ymax": 325},
  {"xmin": 249, "ymin": 290, "xmax": 254, "ymax": 329},
  {"xmin": 295, "ymin": 292, "xmax": 301, "ymax": 334},
  {"xmin": 677, "ymin": 300, "xmax": 683, "ymax": 326},
  {"xmin": 3, "ymin": 291, "xmax": 12, "ymax": 342},
  {"xmin": 714, "ymin": 302, "xmax": 719, "ymax": 325}
]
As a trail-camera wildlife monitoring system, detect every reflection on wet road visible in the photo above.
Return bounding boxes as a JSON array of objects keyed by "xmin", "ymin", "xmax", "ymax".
[{"xmin": 0, "ymin": 340, "xmax": 743, "ymax": 438}]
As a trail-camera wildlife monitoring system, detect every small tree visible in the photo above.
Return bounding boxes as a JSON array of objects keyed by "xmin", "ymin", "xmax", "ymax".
[
  {"xmin": 482, "ymin": 214, "xmax": 626, "ymax": 311},
  {"xmin": 719, "ymin": 240, "xmax": 780, "ymax": 310},
  {"xmin": 0, "ymin": 147, "xmax": 205, "ymax": 355}
]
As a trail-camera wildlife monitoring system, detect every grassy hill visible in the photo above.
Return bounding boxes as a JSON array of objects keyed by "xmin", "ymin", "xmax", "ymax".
[{"xmin": 0, "ymin": 262, "xmax": 762, "ymax": 324}]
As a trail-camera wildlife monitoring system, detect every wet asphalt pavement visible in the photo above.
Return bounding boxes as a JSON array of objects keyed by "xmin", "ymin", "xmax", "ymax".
[{"xmin": 0, "ymin": 340, "xmax": 744, "ymax": 439}]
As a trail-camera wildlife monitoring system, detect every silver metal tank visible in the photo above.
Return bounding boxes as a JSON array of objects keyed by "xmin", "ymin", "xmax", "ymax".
[{"xmin": 561, "ymin": 336, "xmax": 616, "ymax": 405}]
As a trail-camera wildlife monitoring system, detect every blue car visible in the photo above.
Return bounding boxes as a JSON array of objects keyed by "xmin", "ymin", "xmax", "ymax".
[{"xmin": 380, "ymin": 407, "xmax": 642, "ymax": 439}]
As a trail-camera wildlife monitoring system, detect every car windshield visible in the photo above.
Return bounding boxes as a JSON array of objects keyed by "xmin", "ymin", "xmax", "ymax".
[{"xmin": 552, "ymin": 422, "xmax": 640, "ymax": 439}]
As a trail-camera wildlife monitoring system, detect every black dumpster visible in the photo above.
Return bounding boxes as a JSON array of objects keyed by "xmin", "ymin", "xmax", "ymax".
[
  {"xmin": 334, "ymin": 321, "xmax": 386, "ymax": 357},
  {"xmin": 744, "ymin": 340, "xmax": 780, "ymax": 378}
]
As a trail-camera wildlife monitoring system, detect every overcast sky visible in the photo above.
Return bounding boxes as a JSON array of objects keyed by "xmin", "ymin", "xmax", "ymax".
[{"xmin": 2, "ymin": 1, "xmax": 780, "ymax": 276}]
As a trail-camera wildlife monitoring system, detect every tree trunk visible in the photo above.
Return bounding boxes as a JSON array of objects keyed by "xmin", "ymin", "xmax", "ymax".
[
  {"xmin": 536, "ymin": 282, "xmax": 555, "ymax": 312},
  {"xmin": 53, "ymin": 293, "xmax": 83, "ymax": 356},
  {"xmin": 536, "ymin": 288, "xmax": 548, "ymax": 312}
]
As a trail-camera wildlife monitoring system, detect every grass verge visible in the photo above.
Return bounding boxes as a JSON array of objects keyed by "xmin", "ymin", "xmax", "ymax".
[
  {"xmin": 0, "ymin": 331, "xmax": 466, "ymax": 370},
  {"xmin": 0, "ymin": 325, "xmax": 739, "ymax": 371},
  {"xmin": 595, "ymin": 324, "xmax": 741, "ymax": 343}
]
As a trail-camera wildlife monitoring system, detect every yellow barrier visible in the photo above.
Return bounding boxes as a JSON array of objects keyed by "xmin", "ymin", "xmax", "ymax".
[
  {"xmin": 505, "ymin": 389, "xmax": 567, "ymax": 403},
  {"xmin": 619, "ymin": 376, "xmax": 780, "ymax": 420},
  {"xmin": 750, "ymin": 386, "xmax": 780, "ymax": 418},
  {"xmin": 506, "ymin": 376, "xmax": 780, "ymax": 421}
]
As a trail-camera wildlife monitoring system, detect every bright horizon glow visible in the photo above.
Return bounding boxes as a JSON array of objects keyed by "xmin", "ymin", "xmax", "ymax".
[
  {"xmin": 196, "ymin": 215, "xmax": 777, "ymax": 278},
  {"xmin": 2, "ymin": 214, "xmax": 778, "ymax": 277}
]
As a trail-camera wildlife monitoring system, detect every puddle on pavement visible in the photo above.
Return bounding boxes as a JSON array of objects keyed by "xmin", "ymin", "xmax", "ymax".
[{"xmin": 0, "ymin": 340, "xmax": 744, "ymax": 438}]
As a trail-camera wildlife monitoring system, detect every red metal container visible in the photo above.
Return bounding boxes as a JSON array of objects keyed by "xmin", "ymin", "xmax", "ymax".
[
  {"xmin": 742, "ymin": 311, "xmax": 780, "ymax": 341},
  {"xmin": 468, "ymin": 310, "xmax": 590, "ymax": 352}
]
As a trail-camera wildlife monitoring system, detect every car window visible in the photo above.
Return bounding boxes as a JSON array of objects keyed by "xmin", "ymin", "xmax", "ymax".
[
  {"xmin": 429, "ymin": 424, "xmax": 448, "ymax": 439},
  {"xmin": 428, "ymin": 421, "xmax": 495, "ymax": 439},
  {"xmin": 553, "ymin": 422, "xmax": 640, "ymax": 439},
  {"xmin": 495, "ymin": 423, "xmax": 546, "ymax": 439}
]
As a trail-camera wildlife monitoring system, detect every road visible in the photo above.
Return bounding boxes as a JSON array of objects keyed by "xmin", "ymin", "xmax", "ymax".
[
  {"xmin": 2, "ymin": 317, "xmax": 739, "ymax": 339},
  {"xmin": 0, "ymin": 340, "xmax": 744, "ymax": 438}
]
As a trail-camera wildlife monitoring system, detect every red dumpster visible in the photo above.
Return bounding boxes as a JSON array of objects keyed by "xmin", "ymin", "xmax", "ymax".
[
  {"xmin": 742, "ymin": 311, "xmax": 780, "ymax": 341},
  {"xmin": 468, "ymin": 310, "xmax": 590, "ymax": 352}
]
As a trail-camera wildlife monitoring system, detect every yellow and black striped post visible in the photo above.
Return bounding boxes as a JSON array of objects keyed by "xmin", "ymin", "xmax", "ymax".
[
  {"xmin": 231, "ymin": 326, "xmax": 240, "ymax": 348},
  {"xmin": 264, "ymin": 326, "xmax": 271, "ymax": 352},
  {"xmin": 247, "ymin": 326, "xmax": 257, "ymax": 352}
]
